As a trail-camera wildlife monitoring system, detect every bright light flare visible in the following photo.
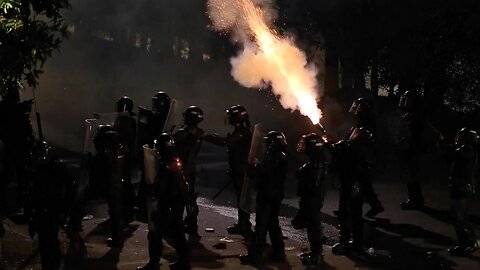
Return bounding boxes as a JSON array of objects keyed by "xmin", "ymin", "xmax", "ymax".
[{"xmin": 239, "ymin": 0, "xmax": 321, "ymax": 124}]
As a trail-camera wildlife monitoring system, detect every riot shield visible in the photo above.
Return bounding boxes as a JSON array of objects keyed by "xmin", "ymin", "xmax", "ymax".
[
  {"xmin": 79, "ymin": 115, "xmax": 118, "ymax": 196},
  {"xmin": 239, "ymin": 123, "xmax": 265, "ymax": 213},
  {"xmin": 143, "ymin": 144, "xmax": 159, "ymax": 185},
  {"xmin": 143, "ymin": 144, "xmax": 160, "ymax": 231},
  {"xmin": 162, "ymin": 99, "xmax": 184, "ymax": 133}
]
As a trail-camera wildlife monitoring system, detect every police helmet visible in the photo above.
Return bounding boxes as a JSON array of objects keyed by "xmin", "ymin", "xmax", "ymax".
[
  {"xmin": 398, "ymin": 90, "xmax": 420, "ymax": 109},
  {"xmin": 184, "ymin": 106, "xmax": 204, "ymax": 126},
  {"xmin": 225, "ymin": 105, "xmax": 250, "ymax": 126},
  {"xmin": 31, "ymin": 141, "xmax": 51, "ymax": 161},
  {"xmin": 264, "ymin": 131, "xmax": 287, "ymax": 151},
  {"xmin": 152, "ymin": 91, "xmax": 171, "ymax": 113},
  {"xmin": 349, "ymin": 97, "xmax": 372, "ymax": 115},
  {"xmin": 116, "ymin": 96, "xmax": 134, "ymax": 113},
  {"xmin": 455, "ymin": 127, "xmax": 478, "ymax": 147},
  {"xmin": 93, "ymin": 125, "xmax": 117, "ymax": 151},
  {"xmin": 297, "ymin": 133, "xmax": 324, "ymax": 157},
  {"xmin": 154, "ymin": 133, "xmax": 176, "ymax": 157}
]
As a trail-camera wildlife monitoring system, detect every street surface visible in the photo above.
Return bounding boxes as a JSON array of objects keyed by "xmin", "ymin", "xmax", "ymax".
[{"xmin": 1, "ymin": 147, "xmax": 480, "ymax": 269}]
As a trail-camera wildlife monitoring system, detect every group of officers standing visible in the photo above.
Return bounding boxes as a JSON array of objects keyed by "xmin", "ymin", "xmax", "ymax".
[{"xmin": 0, "ymin": 87, "xmax": 479, "ymax": 270}]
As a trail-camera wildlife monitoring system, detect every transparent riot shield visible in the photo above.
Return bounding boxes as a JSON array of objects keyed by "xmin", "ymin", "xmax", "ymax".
[
  {"xmin": 163, "ymin": 99, "xmax": 184, "ymax": 133},
  {"xmin": 143, "ymin": 144, "xmax": 159, "ymax": 231},
  {"xmin": 239, "ymin": 123, "xmax": 265, "ymax": 213},
  {"xmin": 79, "ymin": 114, "xmax": 117, "ymax": 197}
]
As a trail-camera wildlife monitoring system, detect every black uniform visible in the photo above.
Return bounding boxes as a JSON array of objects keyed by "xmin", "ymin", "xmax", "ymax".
[
  {"xmin": 398, "ymin": 91, "xmax": 425, "ymax": 209},
  {"xmin": 205, "ymin": 125, "xmax": 253, "ymax": 234},
  {"xmin": 113, "ymin": 112, "xmax": 136, "ymax": 224},
  {"xmin": 441, "ymin": 128, "xmax": 479, "ymax": 256},
  {"xmin": 173, "ymin": 126, "xmax": 204, "ymax": 237},
  {"xmin": 26, "ymin": 142, "xmax": 73, "ymax": 270},
  {"xmin": 90, "ymin": 129, "xmax": 126, "ymax": 246},
  {"xmin": 139, "ymin": 134, "xmax": 190, "ymax": 270},
  {"xmin": 240, "ymin": 131, "xmax": 287, "ymax": 264},
  {"xmin": 136, "ymin": 92, "xmax": 171, "ymax": 219},
  {"xmin": 0, "ymin": 88, "xmax": 34, "ymax": 210},
  {"xmin": 332, "ymin": 127, "xmax": 374, "ymax": 255},
  {"xmin": 293, "ymin": 133, "xmax": 328, "ymax": 265}
]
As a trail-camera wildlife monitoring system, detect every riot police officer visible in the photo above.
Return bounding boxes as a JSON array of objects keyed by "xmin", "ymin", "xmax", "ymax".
[
  {"xmin": 0, "ymin": 85, "xmax": 35, "ymax": 212},
  {"xmin": 331, "ymin": 127, "xmax": 374, "ymax": 255},
  {"xmin": 205, "ymin": 105, "xmax": 253, "ymax": 236},
  {"xmin": 349, "ymin": 97, "xmax": 383, "ymax": 217},
  {"xmin": 293, "ymin": 133, "xmax": 329, "ymax": 265},
  {"xmin": 240, "ymin": 131, "xmax": 288, "ymax": 264},
  {"xmin": 137, "ymin": 92, "xmax": 172, "ymax": 156},
  {"xmin": 25, "ymin": 141, "xmax": 74, "ymax": 270},
  {"xmin": 398, "ymin": 90, "xmax": 425, "ymax": 210},
  {"xmin": 173, "ymin": 106, "xmax": 205, "ymax": 240},
  {"xmin": 440, "ymin": 128, "xmax": 479, "ymax": 256},
  {"xmin": 137, "ymin": 92, "xmax": 172, "ymax": 218},
  {"xmin": 91, "ymin": 127, "xmax": 126, "ymax": 247},
  {"xmin": 113, "ymin": 96, "xmax": 136, "ymax": 224},
  {"xmin": 137, "ymin": 133, "xmax": 190, "ymax": 270}
]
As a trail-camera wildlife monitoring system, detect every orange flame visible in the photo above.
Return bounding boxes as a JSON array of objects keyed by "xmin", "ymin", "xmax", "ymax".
[{"xmin": 238, "ymin": 0, "xmax": 322, "ymax": 124}]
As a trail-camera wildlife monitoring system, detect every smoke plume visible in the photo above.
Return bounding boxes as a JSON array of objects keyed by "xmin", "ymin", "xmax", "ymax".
[{"xmin": 207, "ymin": 0, "xmax": 322, "ymax": 124}]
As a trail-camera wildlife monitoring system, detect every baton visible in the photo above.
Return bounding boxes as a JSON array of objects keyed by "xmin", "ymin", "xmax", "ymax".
[{"xmin": 211, "ymin": 180, "xmax": 232, "ymax": 200}]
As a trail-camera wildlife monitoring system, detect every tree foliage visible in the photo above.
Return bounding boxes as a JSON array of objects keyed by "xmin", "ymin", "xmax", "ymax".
[{"xmin": 0, "ymin": 0, "xmax": 70, "ymax": 95}]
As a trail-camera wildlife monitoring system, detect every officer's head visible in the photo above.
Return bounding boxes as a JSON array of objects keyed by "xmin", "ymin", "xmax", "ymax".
[
  {"xmin": 264, "ymin": 131, "xmax": 287, "ymax": 153},
  {"xmin": 154, "ymin": 133, "xmax": 176, "ymax": 159},
  {"xmin": 455, "ymin": 127, "xmax": 478, "ymax": 147},
  {"xmin": 297, "ymin": 133, "xmax": 325, "ymax": 159},
  {"xmin": 116, "ymin": 96, "xmax": 134, "ymax": 113},
  {"xmin": 348, "ymin": 127, "xmax": 373, "ymax": 144},
  {"xmin": 93, "ymin": 125, "xmax": 117, "ymax": 152},
  {"xmin": 152, "ymin": 91, "xmax": 171, "ymax": 113},
  {"xmin": 225, "ymin": 105, "xmax": 250, "ymax": 127},
  {"xmin": 398, "ymin": 90, "xmax": 420, "ymax": 112},
  {"xmin": 184, "ymin": 106, "xmax": 204, "ymax": 126},
  {"xmin": 349, "ymin": 97, "xmax": 372, "ymax": 116},
  {"xmin": 31, "ymin": 140, "xmax": 52, "ymax": 165}
]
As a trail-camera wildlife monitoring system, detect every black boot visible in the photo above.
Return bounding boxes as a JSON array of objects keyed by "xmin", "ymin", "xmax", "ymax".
[
  {"xmin": 169, "ymin": 260, "xmax": 191, "ymax": 270},
  {"xmin": 137, "ymin": 262, "xmax": 160, "ymax": 270},
  {"xmin": 301, "ymin": 254, "xmax": 323, "ymax": 265}
]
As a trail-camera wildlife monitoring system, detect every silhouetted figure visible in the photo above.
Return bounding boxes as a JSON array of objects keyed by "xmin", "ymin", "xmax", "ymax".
[
  {"xmin": 240, "ymin": 131, "xmax": 287, "ymax": 264},
  {"xmin": 331, "ymin": 127, "xmax": 374, "ymax": 255},
  {"xmin": 440, "ymin": 128, "xmax": 480, "ymax": 256},
  {"xmin": 0, "ymin": 85, "xmax": 34, "ymax": 212},
  {"xmin": 398, "ymin": 90, "xmax": 426, "ymax": 210},
  {"xmin": 349, "ymin": 97, "xmax": 384, "ymax": 217},
  {"xmin": 205, "ymin": 105, "xmax": 253, "ymax": 236},
  {"xmin": 173, "ymin": 106, "xmax": 205, "ymax": 240},
  {"xmin": 113, "ymin": 96, "xmax": 136, "ymax": 225},
  {"xmin": 25, "ymin": 141, "xmax": 74, "ymax": 270},
  {"xmin": 137, "ymin": 134, "xmax": 190, "ymax": 270},
  {"xmin": 292, "ymin": 133, "xmax": 328, "ymax": 265},
  {"xmin": 91, "ymin": 127, "xmax": 126, "ymax": 247},
  {"xmin": 137, "ymin": 92, "xmax": 171, "ymax": 218}
]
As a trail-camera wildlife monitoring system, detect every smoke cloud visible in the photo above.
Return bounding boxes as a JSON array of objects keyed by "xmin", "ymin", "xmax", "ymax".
[{"xmin": 207, "ymin": 0, "xmax": 322, "ymax": 123}]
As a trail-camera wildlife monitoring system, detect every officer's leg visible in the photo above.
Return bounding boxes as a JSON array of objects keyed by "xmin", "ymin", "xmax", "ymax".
[
  {"xmin": 168, "ymin": 205, "xmax": 190, "ymax": 269},
  {"xmin": 333, "ymin": 188, "xmax": 351, "ymax": 255},
  {"xmin": 228, "ymin": 174, "xmax": 251, "ymax": 235},
  {"xmin": 240, "ymin": 203, "xmax": 269, "ymax": 264},
  {"xmin": 351, "ymin": 197, "xmax": 364, "ymax": 251},
  {"xmin": 402, "ymin": 157, "xmax": 424, "ymax": 209},
  {"xmin": 184, "ymin": 166, "xmax": 200, "ymax": 237},
  {"xmin": 302, "ymin": 201, "xmax": 323, "ymax": 265},
  {"xmin": 268, "ymin": 202, "xmax": 285, "ymax": 259},
  {"xmin": 363, "ymin": 173, "xmax": 384, "ymax": 217},
  {"xmin": 107, "ymin": 185, "xmax": 124, "ymax": 246},
  {"xmin": 38, "ymin": 217, "xmax": 61, "ymax": 270}
]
